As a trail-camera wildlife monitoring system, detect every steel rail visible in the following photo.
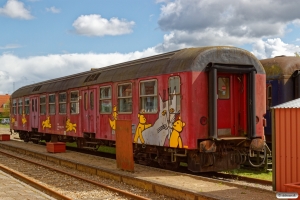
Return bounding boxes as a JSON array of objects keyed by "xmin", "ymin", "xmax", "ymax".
[
  {"xmin": 0, "ymin": 150, "xmax": 151, "ymax": 200},
  {"xmin": 0, "ymin": 163, "xmax": 71, "ymax": 200}
]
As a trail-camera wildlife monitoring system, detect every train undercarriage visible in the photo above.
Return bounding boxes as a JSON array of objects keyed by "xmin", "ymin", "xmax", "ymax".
[{"xmin": 14, "ymin": 129, "xmax": 266, "ymax": 172}]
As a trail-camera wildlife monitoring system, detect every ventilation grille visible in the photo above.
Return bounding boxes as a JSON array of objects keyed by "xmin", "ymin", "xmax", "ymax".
[
  {"xmin": 84, "ymin": 73, "xmax": 101, "ymax": 83},
  {"xmin": 32, "ymin": 85, "xmax": 42, "ymax": 92}
]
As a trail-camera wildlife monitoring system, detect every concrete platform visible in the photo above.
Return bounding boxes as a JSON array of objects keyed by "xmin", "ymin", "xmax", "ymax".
[{"xmin": 0, "ymin": 169, "xmax": 55, "ymax": 200}]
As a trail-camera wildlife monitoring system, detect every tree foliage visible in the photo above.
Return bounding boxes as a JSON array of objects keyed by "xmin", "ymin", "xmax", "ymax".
[
  {"xmin": 2, "ymin": 100, "xmax": 10, "ymax": 118},
  {"xmin": 295, "ymin": 52, "xmax": 300, "ymax": 57}
]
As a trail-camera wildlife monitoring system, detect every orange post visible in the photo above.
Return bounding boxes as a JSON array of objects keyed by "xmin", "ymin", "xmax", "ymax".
[{"xmin": 116, "ymin": 120, "xmax": 134, "ymax": 172}]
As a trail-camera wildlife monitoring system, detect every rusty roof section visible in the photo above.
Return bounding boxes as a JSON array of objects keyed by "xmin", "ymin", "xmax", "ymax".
[
  {"xmin": 260, "ymin": 56, "xmax": 300, "ymax": 79},
  {"xmin": 11, "ymin": 46, "xmax": 264, "ymax": 98},
  {"xmin": 0, "ymin": 94, "xmax": 10, "ymax": 113}
]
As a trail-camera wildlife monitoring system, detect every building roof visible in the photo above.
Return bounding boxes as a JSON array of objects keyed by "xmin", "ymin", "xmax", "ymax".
[
  {"xmin": 272, "ymin": 98, "xmax": 300, "ymax": 109},
  {"xmin": 0, "ymin": 94, "xmax": 10, "ymax": 112}
]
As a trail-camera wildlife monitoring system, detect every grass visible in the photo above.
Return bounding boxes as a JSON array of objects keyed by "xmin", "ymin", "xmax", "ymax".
[
  {"xmin": 0, "ymin": 124, "xmax": 10, "ymax": 128},
  {"xmin": 223, "ymin": 168, "xmax": 272, "ymax": 181}
]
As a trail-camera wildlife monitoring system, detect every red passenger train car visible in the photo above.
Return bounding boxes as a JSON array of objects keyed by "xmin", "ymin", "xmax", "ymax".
[{"xmin": 10, "ymin": 46, "xmax": 266, "ymax": 172}]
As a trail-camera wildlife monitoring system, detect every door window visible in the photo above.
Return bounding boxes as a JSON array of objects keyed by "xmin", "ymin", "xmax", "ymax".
[{"xmin": 218, "ymin": 77, "xmax": 230, "ymax": 99}]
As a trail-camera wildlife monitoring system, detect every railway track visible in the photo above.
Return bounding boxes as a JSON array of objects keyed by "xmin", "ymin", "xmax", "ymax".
[
  {"xmin": 65, "ymin": 144, "xmax": 273, "ymax": 188},
  {"xmin": 0, "ymin": 149, "xmax": 165, "ymax": 200},
  {"xmin": 0, "ymin": 138, "xmax": 276, "ymax": 200},
  {"xmin": 11, "ymin": 137, "xmax": 273, "ymax": 188},
  {"xmin": 6, "ymin": 129, "xmax": 273, "ymax": 188}
]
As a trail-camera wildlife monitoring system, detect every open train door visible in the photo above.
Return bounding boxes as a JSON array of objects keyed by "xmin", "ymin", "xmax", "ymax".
[
  {"xmin": 208, "ymin": 63, "xmax": 257, "ymax": 139},
  {"xmin": 216, "ymin": 74, "xmax": 247, "ymax": 137},
  {"xmin": 30, "ymin": 97, "xmax": 38, "ymax": 129},
  {"xmin": 81, "ymin": 88, "xmax": 97, "ymax": 134}
]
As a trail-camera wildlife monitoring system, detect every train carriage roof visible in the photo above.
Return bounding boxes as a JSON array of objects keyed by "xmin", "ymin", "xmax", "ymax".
[
  {"xmin": 260, "ymin": 56, "xmax": 300, "ymax": 79},
  {"xmin": 12, "ymin": 46, "xmax": 264, "ymax": 98}
]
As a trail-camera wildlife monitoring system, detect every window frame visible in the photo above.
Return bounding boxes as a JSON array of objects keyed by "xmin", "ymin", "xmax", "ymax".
[
  {"xmin": 168, "ymin": 76, "xmax": 181, "ymax": 112},
  {"xmin": 12, "ymin": 99, "xmax": 17, "ymax": 115},
  {"xmin": 139, "ymin": 79, "xmax": 158, "ymax": 114},
  {"xmin": 70, "ymin": 90, "xmax": 79, "ymax": 114},
  {"xmin": 48, "ymin": 94, "xmax": 56, "ymax": 115},
  {"xmin": 117, "ymin": 83, "xmax": 132, "ymax": 113},
  {"xmin": 59, "ymin": 92, "xmax": 67, "ymax": 114},
  {"xmin": 100, "ymin": 86, "xmax": 112, "ymax": 114},
  {"xmin": 217, "ymin": 77, "xmax": 230, "ymax": 100},
  {"xmin": 24, "ymin": 97, "xmax": 30, "ymax": 115},
  {"xmin": 18, "ymin": 98, "xmax": 23, "ymax": 115},
  {"xmin": 40, "ymin": 95, "xmax": 46, "ymax": 115}
]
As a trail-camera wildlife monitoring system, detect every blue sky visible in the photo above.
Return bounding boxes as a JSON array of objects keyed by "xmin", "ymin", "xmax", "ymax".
[{"xmin": 1, "ymin": 0, "xmax": 300, "ymax": 94}]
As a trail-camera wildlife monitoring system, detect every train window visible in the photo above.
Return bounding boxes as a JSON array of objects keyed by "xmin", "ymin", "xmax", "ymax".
[
  {"xmin": 35, "ymin": 99, "xmax": 37, "ymax": 112},
  {"xmin": 49, "ymin": 94, "xmax": 56, "ymax": 115},
  {"xmin": 70, "ymin": 91, "xmax": 79, "ymax": 114},
  {"xmin": 267, "ymin": 85, "xmax": 272, "ymax": 110},
  {"xmin": 118, "ymin": 83, "xmax": 132, "ymax": 113},
  {"xmin": 90, "ymin": 91, "xmax": 94, "ymax": 110},
  {"xmin": 24, "ymin": 98, "xmax": 30, "ymax": 115},
  {"xmin": 218, "ymin": 77, "xmax": 230, "ymax": 99},
  {"xmin": 18, "ymin": 98, "xmax": 23, "ymax": 115},
  {"xmin": 32, "ymin": 99, "xmax": 34, "ymax": 112},
  {"xmin": 169, "ymin": 76, "xmax": 181, "ymax": 112},
  {"xmin": 100, "ymin": 86, "xmax": 112, "ymax": 113},
  {"xmin": 139, "ymin": 80, "xmax": 157, "ymax": 113},
  {"xmin": 59, "ymin": 93, "xmax": 67, "ymax": 114},
  {"xmin": 40, "ymin": 96, "xmax": 46, "ymax": 115},
  {"xmin": 12, "ymin": 99, "xmax": 17, "ymax": 115}
]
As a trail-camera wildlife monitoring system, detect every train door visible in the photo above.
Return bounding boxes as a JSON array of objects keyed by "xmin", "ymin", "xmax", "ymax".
[
  {"xmin": 81, "ymin": 89, "xmax": 97, "ymax": 133},
  {"xmin": 217, "ymin": 74, "xmax": 247, "ymax": 137},
  {"xmin": 30, "ymin": 97, "xmax": 38, "ymax": 129}
]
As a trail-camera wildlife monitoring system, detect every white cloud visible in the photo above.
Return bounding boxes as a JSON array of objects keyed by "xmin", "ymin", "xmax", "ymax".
[
  {"xmin": 251, "ymin": 38, "xmax": 300, "ymax": 59},
  {"xmin": 0, "ymin": 44, "xmax": 21, "ymax": 49},
  {"xmin": 0, "ymin": 0, "xmax": 33, "ymax": 20},
  {"xmin": 155, "ymin": 0, "xmax": 300, "ymax": 51},
  {"xmin": 72, "ymin": 14, "xmax": 135, "ymax": 37},
  {"xmin": 0, "ymin": 48, "xmax": 157, "ymax": 94},
  {"xmin": 46, "ymin": 6, "xmax": 60, "ymax": 14}
]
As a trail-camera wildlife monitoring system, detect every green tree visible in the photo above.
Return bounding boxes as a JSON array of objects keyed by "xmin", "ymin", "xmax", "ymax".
[
  {"xmin": 295, "ymin": 52, "xmax": 300, "ymax": 57},
  {"xmin": 2, "ymin": 100, "xmax": 10, "ymax": 118}
]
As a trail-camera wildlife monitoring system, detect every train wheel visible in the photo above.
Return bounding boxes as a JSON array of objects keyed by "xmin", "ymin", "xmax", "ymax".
[{"xmin": 248, "ymin": 145, "xmax": 266, "ymax": 168}]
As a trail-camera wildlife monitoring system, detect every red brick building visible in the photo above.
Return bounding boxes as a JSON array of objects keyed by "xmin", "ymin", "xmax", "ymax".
[{"xmin": 0, "ymin": 94, "xmax": 10, "ymax": 117}]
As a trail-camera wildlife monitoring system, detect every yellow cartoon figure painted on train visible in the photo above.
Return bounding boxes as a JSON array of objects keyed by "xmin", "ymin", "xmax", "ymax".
[
  {"xmin": 134, "ymin": 112, "xmax": 152, "ymax": 144},
  {"xmin": 109, "ymin": 106, "xmax": 118, "ymax": 133},
  {"xmin": 42, "ymin": 117, "xmax": 51, "ymax": 129},
  {"xmin": 66, "ymin": 119, "xmax": 76, "ymax": 133},
  {"xmin": 22, "ymin": 112, "xmax": 27, "ymax": 125},
  {"xmin": 169, "ymin": 117, "xmax": 185, "ymax": 148}
]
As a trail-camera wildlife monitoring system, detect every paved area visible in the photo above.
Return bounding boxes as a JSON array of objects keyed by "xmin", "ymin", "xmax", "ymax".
[{"xmin": 0, "ymin": 169, "xmax": 55, "ymax": 200}]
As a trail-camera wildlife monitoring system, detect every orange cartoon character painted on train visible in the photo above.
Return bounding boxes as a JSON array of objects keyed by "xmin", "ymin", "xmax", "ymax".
[
  {"xmin": 134, "ymin": 111, "xmax": 152, "ymax": 144},
  {"xmin": 169, "ymin": 117, "xmax": 185, "ymax": 148}
]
